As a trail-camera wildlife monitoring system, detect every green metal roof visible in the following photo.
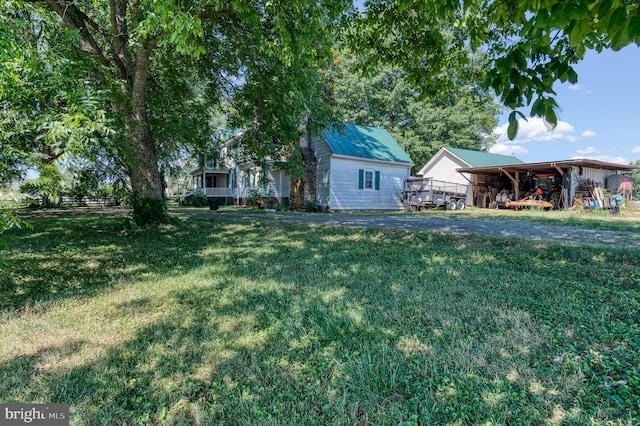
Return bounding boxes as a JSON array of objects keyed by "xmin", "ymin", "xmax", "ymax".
[
  {"xmin": 446, "ymin": 147, "xmax": 523, "ymax": 167},
  {"xmin": 323, "ymin": 124, "xmax": 413, "ymax": 164}
]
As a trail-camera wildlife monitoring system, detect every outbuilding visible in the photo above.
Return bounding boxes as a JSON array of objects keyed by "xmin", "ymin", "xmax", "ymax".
[
  {"xmin": 417, "ymin": 147, "xmax": 524, "ymax": 206},
  {"xmin": 457, "ymin": 158, "xmax": 637, "ymax": 209},
  {"xmin": 312, "ymin": 124, "xmax": 414, "ymax": 211}
]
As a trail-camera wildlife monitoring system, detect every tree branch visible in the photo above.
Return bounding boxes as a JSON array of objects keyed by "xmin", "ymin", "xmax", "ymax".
[
  {"xmin": 28, "ymin": 0, "xmax": 110, "ymax": 66},
  {"xmin": 109, "ymin": 0, "xmax": 134, "ymax": 83},
  {"xmin": 199, "ymin": 7, "xmax": 236, "ymax": 20}
]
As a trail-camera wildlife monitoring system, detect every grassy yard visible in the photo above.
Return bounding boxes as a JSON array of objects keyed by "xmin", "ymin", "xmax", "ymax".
[{"xmin": 1, "ymin": 212, "xmax": 639, "ymax": 425}]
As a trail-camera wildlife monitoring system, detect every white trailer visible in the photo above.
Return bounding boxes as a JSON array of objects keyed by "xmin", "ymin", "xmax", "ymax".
[{"xmin": 401, "ymin": 177, "xmax": 468, "ymax": 210}]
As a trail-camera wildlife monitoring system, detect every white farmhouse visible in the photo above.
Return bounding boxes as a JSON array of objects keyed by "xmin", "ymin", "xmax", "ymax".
[{"xmin": 188, "ymin": 123, "xmax": 413, "ymax": 211}]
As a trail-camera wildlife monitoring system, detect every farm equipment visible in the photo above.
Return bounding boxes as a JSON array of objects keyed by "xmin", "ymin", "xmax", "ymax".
[
  {"xmin": 401, "ymin": 177, "xmax": 468, "ymax": 211},
  {"xmin": 505, "ymin": 188, "xmax": 554, "ymax": 210},
  {"xmin": 515, "ymin": 173, "xmax": 563, "ymax": 209}
]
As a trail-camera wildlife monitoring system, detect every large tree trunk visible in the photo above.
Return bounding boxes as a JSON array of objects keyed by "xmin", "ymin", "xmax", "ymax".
[
  {"xmin": 301, "ymin": 127, "xmax": 318, "ymax": 205},
  {"xmin": 121, "ymin": 47, "xmax": 167, "ymax": 225},
  {"xmin": 289, "ymin": 178, "xmax": 305, "ymax": 210},
  {"xmin": 289, "ymin": 124, "xmax": 318, "ymax": 211}
]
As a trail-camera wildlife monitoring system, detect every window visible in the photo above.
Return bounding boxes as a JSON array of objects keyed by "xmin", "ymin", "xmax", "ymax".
[
  {"xmin": 359, "ymin": 169, "xmax": 381, "ymax": 190},
  {"xmin": 364, "ymin": 170, "xmax": 373, "ymax": 189}
]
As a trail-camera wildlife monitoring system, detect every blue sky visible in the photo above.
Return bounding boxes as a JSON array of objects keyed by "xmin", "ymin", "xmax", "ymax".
[{"xmin": 490, "ymin": 45, "xmax": 640, "ymax": 165}]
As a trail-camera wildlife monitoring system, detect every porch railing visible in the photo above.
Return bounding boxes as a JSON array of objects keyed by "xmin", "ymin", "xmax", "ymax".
[{"xmin": 202, "ymin": 188, "xmax": 234, "ymax": 197}]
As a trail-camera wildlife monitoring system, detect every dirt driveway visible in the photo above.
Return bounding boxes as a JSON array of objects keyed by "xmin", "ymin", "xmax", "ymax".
[{"xmin": 174, "ymin": 209, "xmax": 640, "ymax": 249}]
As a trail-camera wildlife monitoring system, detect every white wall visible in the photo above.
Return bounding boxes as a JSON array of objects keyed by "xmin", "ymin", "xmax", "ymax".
[
  {"xmin": 267, "ymin": 170, "xmax": 291, "ymax": 198},
  {"xmin": 421, "ymin": 151, "xmax": 469, "ymax": 184},
  {"xmin": 328, "ymin": 157, "xmax": 410, "ymax": 210}
]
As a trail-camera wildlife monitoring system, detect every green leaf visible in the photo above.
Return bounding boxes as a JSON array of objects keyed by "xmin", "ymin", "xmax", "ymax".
[
  {"xmin": 535, "ymin": 10, "xmax": 550, "ymax": 29},
  {"xmin": 507, "ymin": 111, "xmax": 519, "ymax": 140},
  {"xmin": 567, "ymin": 0, "xmax": 589, "ymax": 20},
  {"xmin": 569, "ymin": 20, "xmax": 586, "ymax": 48},
  {"xmin": 611, "ymin": 20, "xmax": 631, "ymax": 50},
  {"xmin": 530, "ymin": 97, "xmax": 544, "ymax": 116},
  {"xmin": 629, "ymin": 15, "xmax": 640, "ymax": 40},
  {"xmin": 608, "ymin": 7, "xmax": 628, "ymax": 35},
  {"xmin": 544, "ymin": 102, "xmax": 558, "ymax": 128},
  {"xmin": 597, "ymin": 0, "xmax": 614, "ymax": 20}
]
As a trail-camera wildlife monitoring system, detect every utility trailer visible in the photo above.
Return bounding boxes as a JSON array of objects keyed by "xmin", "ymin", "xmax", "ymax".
[{"xmin": 401, "ymin": 177, "xmax": 468, "ymax": 210}]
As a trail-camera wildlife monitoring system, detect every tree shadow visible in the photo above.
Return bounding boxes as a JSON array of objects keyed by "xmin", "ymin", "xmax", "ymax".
[{"xmin": 1, "ymin": 213, "xmax": 638, "ymax": 424}]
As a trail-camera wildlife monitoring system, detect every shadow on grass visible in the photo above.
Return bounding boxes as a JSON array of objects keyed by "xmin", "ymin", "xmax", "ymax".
[{"xmin": 1, "ymin": 213, "xmax": 639, "ymax": 424}]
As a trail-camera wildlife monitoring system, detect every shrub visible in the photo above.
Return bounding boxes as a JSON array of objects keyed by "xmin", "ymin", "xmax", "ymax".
[
  {"xmin": 247, "ymin": 190, "xmax": 264, "ymax": 209},
  {"xmin": 182, "ymin": 191, "xmax": 208, "ymax": 207},
  {"xmin": 266, "ymin": 197, "xmax": 279, "ymax": 209},
  {"xmin": 305, "ymin": 200, "xmax": 321, "ymax": 212},
  {"xmin": 129, "ymin": 195, "xmax": 169, "ymax": 227}
]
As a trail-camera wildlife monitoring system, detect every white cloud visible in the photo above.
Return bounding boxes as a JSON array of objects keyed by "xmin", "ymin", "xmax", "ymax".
[
  {"xmin": 489, "ymin": 144, "xmax": 528, "ymax": 157},
  {"xmin": 571, "ymin": 146, "xmax": 629, "ymax": 164},
  {"xmin": 631, "ymin": 146, "xmax": 640, "ymax": 154},
  {"xmin": 575, "ymin": 146, "xmax": 598, "ymax": 155},
  {"xmin": 581, "ymin": 130, "xmax": 596, "ymax": 138},
  {"xmin": 494, "ymin": 117, "xmax": 577, "ymax": 144},
  {"xmin": 567, "ymin": 83, "xmax": 591, "ymax": 94}
]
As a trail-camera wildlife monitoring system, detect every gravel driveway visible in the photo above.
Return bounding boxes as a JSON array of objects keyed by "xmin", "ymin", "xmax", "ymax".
[
  {"xmin": 21, "ymin": 207, "xmax": 639, "ymax": 248},
  {"xmin": 175, "ymin": 210, "xmax": 640, "ymax": 249}
]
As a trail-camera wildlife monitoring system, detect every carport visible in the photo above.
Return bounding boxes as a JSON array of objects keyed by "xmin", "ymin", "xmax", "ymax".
[{"xmin": 457, "ymin": 159, "xmax": 636, "ymax": 210}]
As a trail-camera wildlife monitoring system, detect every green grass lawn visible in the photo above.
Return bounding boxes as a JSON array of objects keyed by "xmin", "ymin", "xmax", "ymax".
[{"xmin": 1, "ymin": 212, "xmax": 639, "ymax": 425}]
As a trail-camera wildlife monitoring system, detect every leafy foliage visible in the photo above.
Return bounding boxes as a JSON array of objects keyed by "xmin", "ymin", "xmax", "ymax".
[
  {"xmin": 18, "ymin": 163, "xmax": 64, "ymax": 207},
  {"xmin": 129, "ymin": 195, "xmax": 169, "ymax": 228},
  {"xmin": 1, "ymin": 0, "xmax": 354, "ymax": 225},
  {"xmin": 180, "ymin": 192, "xmax": 208, "ymax": 208},
  {"xmin": 631, "ymin": 160, "xmax": 640, "ymax": 199},
  {"xmin": 330, "ymin": 50, "xmax": 499, "ymax": 171},
  {"xmin": 0, "ymin": 5, "xmax": 114, "ymax": 180},
  {"xmin": 350, "ymin": 0, "xmax": 640, "ymax": 138}
]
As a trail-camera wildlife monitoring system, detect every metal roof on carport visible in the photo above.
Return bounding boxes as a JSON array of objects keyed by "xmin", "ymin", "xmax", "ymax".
[{"xmin": 457, "ymin": 158, "xmax": 638, "ymax": 175}]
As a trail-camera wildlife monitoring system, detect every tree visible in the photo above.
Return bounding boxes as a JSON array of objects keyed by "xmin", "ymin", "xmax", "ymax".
[
  {"xmin": 0, "ymin": 7, "xmax": 113, "ymax": 182},
  {"xmin": 349, "ymin": 0, "xmax": 640, "ymax": 138},
  {"xmin": 330, "ymin": 51, "xmax": 499, "ymax": 172},
  {"xmin": 632, "ymin": 160, "xmax": 640, "ymax": 200},
  {"xmin": 3, "ymin": 0, "xmax": 352, "ymax": 225},
  {"xmin": 19, "ymin": 163, "xmax": 64, "ymax": 207}
]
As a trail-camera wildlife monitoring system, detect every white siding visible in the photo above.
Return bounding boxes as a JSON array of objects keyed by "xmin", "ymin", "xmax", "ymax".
[
  {"xmin": 235, "ymin": 168, "xmax": 252, "ymax": 201},
  {"xmin": 577, "ymin": 167, "xmax": 612, "ymax": 186},
  {"xmin": 420, "ymin": 151, "xmax": 470, "ymax": 185},
  {"xmin": 267, "ymin": 170, "xmax": 291, "ymax": 198},
  {"xmin": 328, "ymin": 157, "xmax": 410, "ymax": 210},
  {"xmin": 311, "ymin": 136, "xmax": 333, "ymax": 207}
]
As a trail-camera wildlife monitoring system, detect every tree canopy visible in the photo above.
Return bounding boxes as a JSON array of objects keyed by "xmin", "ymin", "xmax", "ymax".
[
  {"xmin": 2, "ymin": 0, "xmax": 638, "ymax": 224},
  {"xmin": 329, "ymin": 50, "xmax": 499, "ymax": 172},
  {"xmin": 349, "ymin": 0, "xmax": 640, "ymax": 138},
  {"xmin": 1, "ymin": 0, "xmax": 352, "ymax": 224}
]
